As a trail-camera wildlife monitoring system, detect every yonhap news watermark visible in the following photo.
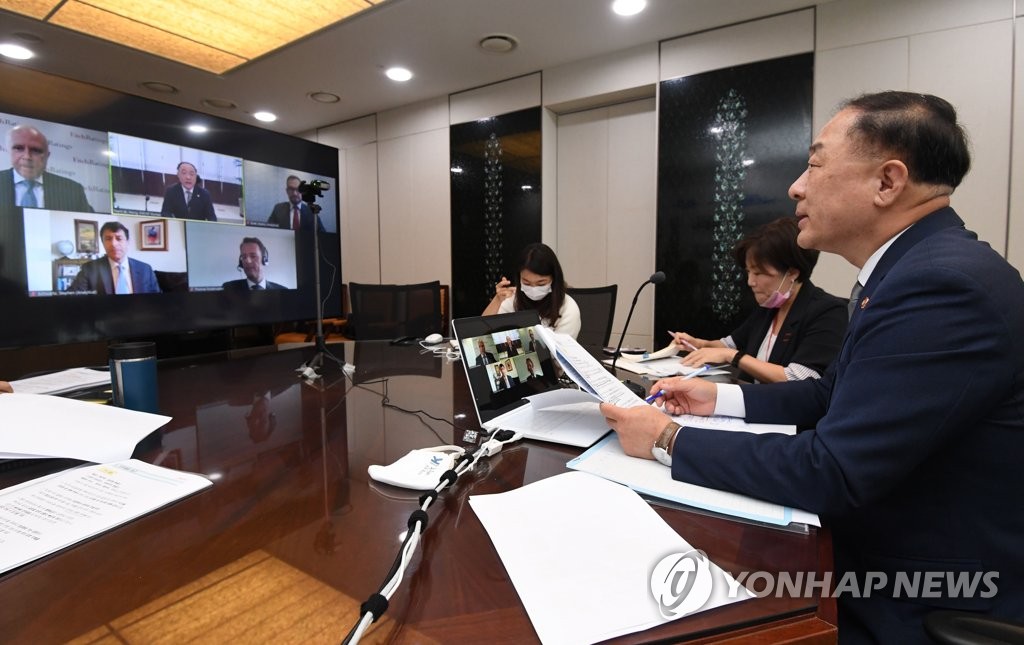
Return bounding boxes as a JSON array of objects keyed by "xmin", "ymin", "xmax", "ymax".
[{"xmin": 650, "ymin": 550, "xmax": 1000, "ymax": 619}]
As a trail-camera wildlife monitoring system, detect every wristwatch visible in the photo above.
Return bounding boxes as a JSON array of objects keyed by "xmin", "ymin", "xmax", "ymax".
[
  {"xmin": 730, "ymin": 350, "xmax": 745, "ymax": 368},
  {"xmin": 652, "ymin": 421, "xmax": 681, "ymax": 466}
]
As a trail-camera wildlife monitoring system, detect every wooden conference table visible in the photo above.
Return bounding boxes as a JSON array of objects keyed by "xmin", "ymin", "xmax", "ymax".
[{"xmin": 0, "ymin": 342, "xmax": 836, "ymax": 644}]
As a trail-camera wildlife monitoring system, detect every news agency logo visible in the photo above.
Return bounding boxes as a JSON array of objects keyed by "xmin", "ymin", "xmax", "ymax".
[{"xmin": 650, "ymin": 550, "xmax": 714, "ymax": 619}]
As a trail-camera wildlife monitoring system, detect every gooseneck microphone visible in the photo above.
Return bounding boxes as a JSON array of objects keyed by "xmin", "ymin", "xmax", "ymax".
[{"xmin": 610, "ymin": 271, "xmax": 666, "ymax": 374}]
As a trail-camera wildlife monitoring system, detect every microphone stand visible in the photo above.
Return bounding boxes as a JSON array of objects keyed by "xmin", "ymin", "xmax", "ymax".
[
  {"xmin": 299, "ymin": 187, "xmax": 343, "ymax": 378},
  {"xmin": 610, "ymin": 271, "xmax": 665, "ymax": 374}
]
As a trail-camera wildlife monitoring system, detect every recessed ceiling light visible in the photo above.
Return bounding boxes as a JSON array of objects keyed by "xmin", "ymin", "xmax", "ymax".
[
  {"xmin": 201, "ymin": 98, "xmax": 238, "ymax": 110},
  {"xmin": 479, "ymin": 34, "xmax": 518, "ymax": 53},
  {"xmin": 253, "ymin": 111, "xmax": 277, "ymax": 123},
  {"xmin": 0, "ymin": 43, "xmax": 34, "ymax": 60},
  {"xmin": 140, "ymin": 81, "xmax": 178, "ymax": 94},
  {"xmin": 187, "ymin": 124, "xmax": 208, "ymax": 133},
  {"xmin": 612, "ymin": 0, "xmax": 647, "ymax": 16},
  {"xmin": 309, "ymin": 91, "xmax": 341, "ymax": 104},
  {"xmin": 385, "ymin": 67, "xmax": 413, "ymax": 82}
]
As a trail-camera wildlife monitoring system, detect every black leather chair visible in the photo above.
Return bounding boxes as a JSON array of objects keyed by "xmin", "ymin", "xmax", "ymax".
[
  {"xmin": 925, "ymin": 610, "xmax": 1024, "ymax": 644},
  {"xmin": 346, "ymin": 280, "xmax": 445, "ymax": 341},
  {"xmin": 566, "ymin": 285, "xmax": 617, "ymax": 348}
]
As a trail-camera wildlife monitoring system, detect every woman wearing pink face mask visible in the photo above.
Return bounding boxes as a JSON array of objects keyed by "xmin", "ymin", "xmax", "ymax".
[
  {"xmin": 673, "ymin": 217, "xmax": 847, "ymax": 383},
  {"xmin": 483, "ymin": 243, "xmax": 581, "ymax": 339}
]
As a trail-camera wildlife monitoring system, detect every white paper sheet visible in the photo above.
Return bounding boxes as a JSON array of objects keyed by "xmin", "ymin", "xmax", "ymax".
[
  {"xmin": 0, "ymin": 393, "xmax": 171, "ymax": 462},
  {"xmin": 0, "ymin": 460, "xmax": 211, "ymax": 574},
  {"xmin": 469, "ymin": 472, "xmax": 752, "ymax": 644},
  {"xmin": 8, "ymin": 367, "xmax": 110, "ymax": 395},
  {"xmin": 534, "ymin": 326, "xmax": 646, "ymax": 408},
  {"xmin": 490, "ymin": 388, "xmax": 611, "ymax": 447}
]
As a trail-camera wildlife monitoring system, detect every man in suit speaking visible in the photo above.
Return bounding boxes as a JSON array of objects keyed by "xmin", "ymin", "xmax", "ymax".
[
  {"xmin": 161, "ymin": 161, "xmax": 217, "ymax": 221},
  {"xmin": 267, "ymin": 175, "xmax": 325, "ymax": 231},
  {"xmin": 68, "ymin": 221, "xmax": 159, "ymax": 294},
  {"xmin": 1, "ymin": 124, "xmax": 93, "ymax": 212},
  {"xmin": 222, "ymin": 237, "xmax": 286, "ymax": 291},
  {"xmin": 600, "ymin": 92, "xmax": 1024, "ymax": 642}
]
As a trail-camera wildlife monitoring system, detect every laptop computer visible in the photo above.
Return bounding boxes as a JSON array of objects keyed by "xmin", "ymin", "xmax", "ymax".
[{"xmin": 452, "ymin": 310, "xmax": 611, "ymax": 447}]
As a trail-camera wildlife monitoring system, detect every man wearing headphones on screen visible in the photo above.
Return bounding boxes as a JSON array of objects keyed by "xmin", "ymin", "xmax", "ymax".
[{"xmin": 222, "ymin": 237, "xmax": 285, "ymax": 291}]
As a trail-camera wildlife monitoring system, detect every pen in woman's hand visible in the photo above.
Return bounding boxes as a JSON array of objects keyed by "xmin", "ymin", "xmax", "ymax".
[{"xmin": 667, "ymin": 330, "xmax": 699, "ymax": 352}]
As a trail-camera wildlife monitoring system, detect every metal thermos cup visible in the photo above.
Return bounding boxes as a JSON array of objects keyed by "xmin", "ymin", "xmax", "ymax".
[{"xmin": 109, "ymin": 341, "xmax": 158, "ymax": 413}]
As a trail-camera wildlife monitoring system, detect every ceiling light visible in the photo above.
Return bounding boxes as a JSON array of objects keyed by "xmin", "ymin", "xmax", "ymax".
[
  {"xmin": 253, "ymin": 111, "xmax": 277, "ymax": 123},
  {"xmin": 479, "ymin": 34, "xmax": 518, "ymax": 53},
  {"xmin": 612, "ymin": 0, "xmax": 647, "ymax": 16},
  {"xmin": 309, "ymin": 91, "xmax": 341, "ymax": 104},
  {"xmin": 385, "ymin": 67, "xmax": 412, "ymax": 82},
  {"xmin": 187, "ymin": 124, "xmax": 208, "ymax": 134},
  {"xmin": 140, "ymin": 81, "xmax": 178, "ymax": 94},
  {"xmin": 0, "ymin": 43, "xmax": 34, "ymax": 60}
]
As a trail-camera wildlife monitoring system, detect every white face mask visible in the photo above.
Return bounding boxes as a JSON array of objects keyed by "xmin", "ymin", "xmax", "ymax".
[{"xmin": 520, "ymin": 283, "xmax": 552, "ymax": 301}]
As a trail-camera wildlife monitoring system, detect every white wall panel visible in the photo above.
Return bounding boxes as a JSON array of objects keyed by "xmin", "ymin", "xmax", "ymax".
[
  {"xmin": 544, "ymin": 43, "xmax": 657, "ymax": 109},
  {"xmin": 817, "ymin": 0, "xmax": 1009, "ymax": 51},
  {"xmin": 449, "ymin": 74, "xmax": 541, "ymax": 125},
  {"xmin": 660, "ymin": 9, "xmax": 814, "ymax": 81},
  {"xmin": 378, "ymin": 96, "xmax": 449, "ymax": 141},
  {"xmin": 338, "ymin": 142, "xmax": 381, "ymax": 286},
  {"xmin": 1009, "ymin": 19, "xmax": 1024, "ymax": 270},
  {"xmin": 377, "ymin": 127, "xmax": 451, "ymax": 285}
]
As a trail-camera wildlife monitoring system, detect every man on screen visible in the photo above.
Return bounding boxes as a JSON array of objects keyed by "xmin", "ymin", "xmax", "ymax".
[
  {"xmin": 222, "ymin": 237, "xmax": 286, "ymax": 291},
  {"xmin": 267, "ymin": 175, "xmax": 324, "ymax": 231},
  {"xmin": 1, "ymin": 124, "xmax": 93, "ymax": 213},
  {"xmin": 161, "ymin": 161, "xmax": 217, "ymax": 221},
  {"xmin": 68, "ymin": 221, "xmax": 160, "ymax": 295}
]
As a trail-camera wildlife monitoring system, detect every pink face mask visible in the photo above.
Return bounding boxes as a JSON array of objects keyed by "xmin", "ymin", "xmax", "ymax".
[{"xmin": 760, "ymin": 274, "xmax": 795, "ymax": 309}]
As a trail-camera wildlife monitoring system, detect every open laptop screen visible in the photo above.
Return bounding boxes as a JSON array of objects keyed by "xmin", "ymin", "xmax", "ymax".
[{"xmin": 452, "ymin": 310, "xmax": 561, "ymax": 427}]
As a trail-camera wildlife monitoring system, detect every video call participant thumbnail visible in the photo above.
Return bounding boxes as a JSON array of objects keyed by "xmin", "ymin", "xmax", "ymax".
[
  {"xmin": 1, "ymin": 124, "xmax": 92, "ymax": 212},
  {"xmin": 267, "ymin": 175, "xmax": 325, "ymax": 232},
  {"xmin": 222, "ymin": 237, "xmax": 286, "ymax": 291},
  {"xmin": 161, "ymin": 162, "xmax": 217, "ymax": 222},
  {"xmin": 67, "ymin": 221, "xmax": 160, "ymax": 295}
]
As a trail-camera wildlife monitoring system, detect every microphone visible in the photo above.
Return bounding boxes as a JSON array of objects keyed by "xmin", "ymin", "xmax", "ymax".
[{"xmin": 610, "ymin": 271, "xmax": 666, "ymax": 375}]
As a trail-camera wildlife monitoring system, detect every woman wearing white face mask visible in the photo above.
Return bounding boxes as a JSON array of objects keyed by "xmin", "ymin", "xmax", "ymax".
[
  {"xmin": 672, "ymin": 217, "xmax": 847, "ymax": 383},
  {"xmin": 482, "ymin": 243, "xmax": 581, "ymax": 339}
]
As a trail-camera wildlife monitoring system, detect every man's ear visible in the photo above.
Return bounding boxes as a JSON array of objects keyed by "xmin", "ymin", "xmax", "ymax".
[{"xmin": 874, "ymin": 160, "xmax": 909, "ymax": 207}]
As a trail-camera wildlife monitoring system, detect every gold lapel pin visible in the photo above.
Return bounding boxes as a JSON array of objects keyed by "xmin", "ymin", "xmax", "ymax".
[{"xmin": 860, "ymin": 296, "xmax": 870, "ymax": 310}]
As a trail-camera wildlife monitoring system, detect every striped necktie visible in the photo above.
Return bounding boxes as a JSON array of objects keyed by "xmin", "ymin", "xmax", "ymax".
[{"xmin": 848, "ymin": 281, "xmax": 863, "ymax": 320}]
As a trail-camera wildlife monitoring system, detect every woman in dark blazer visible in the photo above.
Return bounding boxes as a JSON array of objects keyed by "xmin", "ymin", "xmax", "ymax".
[{"xmin": 673, "ymin": 217, "xmax": 847, "ymax": 382}]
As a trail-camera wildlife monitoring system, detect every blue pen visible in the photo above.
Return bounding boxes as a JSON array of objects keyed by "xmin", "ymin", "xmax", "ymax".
[
  {"xmin": 645, "ymin": 389, "xmax": 666, "ymax": 404},
  {"xmin": 682, "ymin": 364, "xmax": 711, "ymax": 380}
]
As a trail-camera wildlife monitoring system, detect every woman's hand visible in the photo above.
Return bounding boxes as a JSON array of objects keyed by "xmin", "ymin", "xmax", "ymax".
[
  {"xmin": 680, "ymin": 347, "xmax": 736, "ymax": 368},
  {"xmin": 0, "ymin": 381, "xmax": 12, "ymax": 394},
  {"xmin": 493, "ymin": 276, "xmax": 516, "ymax": 302}
]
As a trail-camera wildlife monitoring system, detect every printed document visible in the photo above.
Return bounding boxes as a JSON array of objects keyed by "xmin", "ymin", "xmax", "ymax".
[{"xmin": 0, "ymin": 460, "xmax": 211, "ymax": 575}]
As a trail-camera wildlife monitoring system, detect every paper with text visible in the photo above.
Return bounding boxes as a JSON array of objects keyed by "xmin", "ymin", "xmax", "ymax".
[{"xmin": 534, "ymin": 326, "xmax": 646, "ymax": 408}]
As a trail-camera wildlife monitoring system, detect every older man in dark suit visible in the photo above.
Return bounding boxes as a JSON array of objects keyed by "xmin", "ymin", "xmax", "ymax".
[
  {"xmin": 68, "ymin": 221, "xmax": 159, "ymax": 294},
  {"xmin": 600, "ymin": 92, "xmax": 1024, "ymax": 642},
  {"xmin": 160, "ymin": 161, "xmax": 217, "ymax": 221},
  {"xmin": 267, "ymin": 175, "xmax": 324, "ymax": 231},
  {"xmin": 1, "ymin": 124, "xmax": 93, "ymax": 212}
]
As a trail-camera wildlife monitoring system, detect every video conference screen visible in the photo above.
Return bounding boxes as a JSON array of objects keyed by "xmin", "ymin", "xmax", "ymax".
[{"xmin": 0, "ymin": 63, "xmax": 341, "ymax": 349}]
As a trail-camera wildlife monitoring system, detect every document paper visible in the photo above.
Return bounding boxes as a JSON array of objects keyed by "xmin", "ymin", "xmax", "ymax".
[
  {"xmin": 0, "ymin": 460, "xmax": 212, "ymax": 575},
  {"xmin": 470, "ymin": 471, "xmax": 752, "ymax": 645}
]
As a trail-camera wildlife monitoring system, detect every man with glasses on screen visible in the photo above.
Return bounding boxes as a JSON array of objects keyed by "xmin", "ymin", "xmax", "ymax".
[
  {"xmin": 268, "ymin": 175, "xmax": 324, "ymax": 232},
  {"xmin": 67, "ymin": 221, "xmax": 159, "ymax": 295},
  {"xmin": 2, "ymin": 124, "xmax": 93, "ymax": 213},
  {"xmin": 161, "ymin": 161, "xmax": 217, "ymax": 221}
]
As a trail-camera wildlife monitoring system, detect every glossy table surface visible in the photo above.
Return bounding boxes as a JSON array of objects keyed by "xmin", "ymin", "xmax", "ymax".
[{"xmin": 0, "ymin": 343, "xmax": 835, "ymax": 644}]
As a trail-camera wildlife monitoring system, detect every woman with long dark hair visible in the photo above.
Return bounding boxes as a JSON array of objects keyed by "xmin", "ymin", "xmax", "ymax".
[{"xmin": 483, "ymin": 243, "xmax": 581, "ymax": 338}]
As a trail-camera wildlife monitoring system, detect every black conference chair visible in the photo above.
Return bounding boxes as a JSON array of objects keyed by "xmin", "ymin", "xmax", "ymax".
[
  {"xmin": 925, "ymin": 610, "xmax": 1024, "ymax": 644},
  {"xmin": 346, "ymin": 280, "xmax": 445, "ymax": 341},
  {"xmin": 567, "ymin": 285, "xmax": 618, "ymax": 348}
]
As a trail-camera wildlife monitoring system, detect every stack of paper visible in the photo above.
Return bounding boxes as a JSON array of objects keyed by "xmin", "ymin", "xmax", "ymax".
[{"xmin": 8, "ymin": 367, "xmax": 110, "ymax": 395}]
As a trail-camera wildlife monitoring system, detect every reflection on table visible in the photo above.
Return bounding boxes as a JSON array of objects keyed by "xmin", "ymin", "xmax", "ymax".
[{"xmin": 0, "ymin": 342, "xmax": 836, "ymax": 643}]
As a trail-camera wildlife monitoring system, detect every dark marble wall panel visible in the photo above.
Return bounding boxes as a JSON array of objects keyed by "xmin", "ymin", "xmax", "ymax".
[
  {"xmin": 450, "ymin": 107, "xmax": 541, "ymax": 320},
  {"xmin": 655, "ymin": 54, "xmax": 813, "ymax": 341}
]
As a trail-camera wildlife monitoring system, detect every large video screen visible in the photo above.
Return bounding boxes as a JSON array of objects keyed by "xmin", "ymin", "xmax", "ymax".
[{"xmin": 0, "ymin": 65, "xmax": 340, "ymax": 349}]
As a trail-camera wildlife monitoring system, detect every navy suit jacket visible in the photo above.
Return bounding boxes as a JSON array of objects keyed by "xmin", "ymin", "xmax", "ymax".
[
  {"xmin": 268, "ymin": 201, "xmax": 324, "ymax": 231},
  {"xmin": 671, "ymin": 208, "xmax": 1024, "ymax": 642},
  {"xmin": 67, "ymin": 256, "xmax": 160, "ymax": 294},
  {"xmin": 161, "ymin": 183, "xmax": 217, "ymax": 221},
  {"xmin": 0, "ymin": 168, "xmax": 93, "ymax": 213},
  {"xmin": 221, "ymin": 278, "xmax": 285, "ymax": 291}
]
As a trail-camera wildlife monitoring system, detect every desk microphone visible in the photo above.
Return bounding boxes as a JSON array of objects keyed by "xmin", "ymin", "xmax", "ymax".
[{"xmin": 610, "ymin": 271, "xmax": 666, "ymax": 375}]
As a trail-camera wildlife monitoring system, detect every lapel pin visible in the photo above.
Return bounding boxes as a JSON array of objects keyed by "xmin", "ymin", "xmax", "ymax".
[{"xmin": 860, "ymin": 296, "xmax": 870, "ymax": 310}]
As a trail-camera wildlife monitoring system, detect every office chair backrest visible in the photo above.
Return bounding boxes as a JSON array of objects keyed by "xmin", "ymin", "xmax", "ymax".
[
  {"xmin": 566, "ymin": 284, "xmax": 618, "ymax": 348},
  {"xmin": 347, "ymin": 281, "xmax": 444, "ymax": 340}
]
